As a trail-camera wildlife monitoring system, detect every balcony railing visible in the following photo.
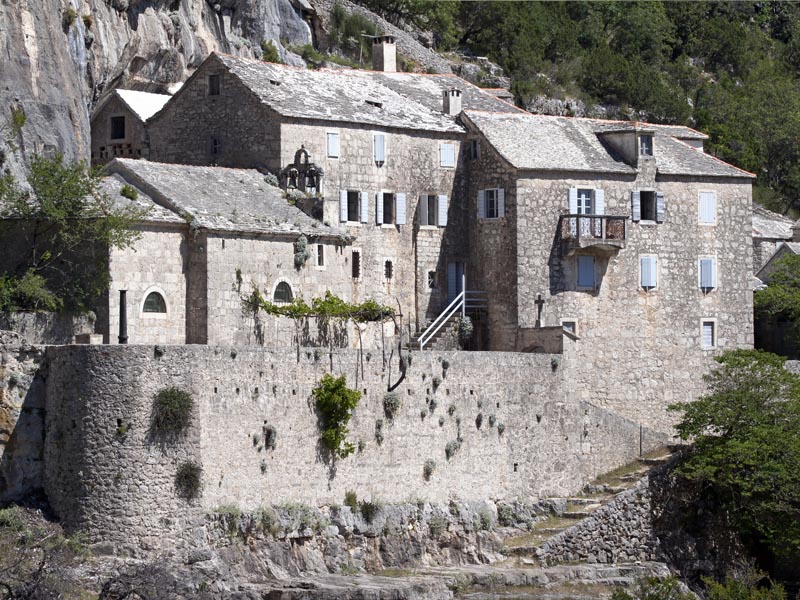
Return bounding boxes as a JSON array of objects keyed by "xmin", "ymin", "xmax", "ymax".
[{"xmin": 558, "ymin": 214, "xmax": 627, "ymax": 254}]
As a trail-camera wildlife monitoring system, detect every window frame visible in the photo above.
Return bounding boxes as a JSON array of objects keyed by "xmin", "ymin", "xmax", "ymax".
[
  {"xmin": 346, "ymin": 190, "xmax": 360, "ymax": 223},
  {"xmin": 272, "ymin": 280, "xmax": 294, "ymax": 304},
  {"xmin": 109, "ymin": 115, "xmax": 126, "ymax": 141},
  {"xmin": 140, "ymin": 287, "xmax": 168, "ymax": 316},
  {"xmin": 418, "ymin": 194, "xmax": 438, "ymax": 227},
  {"xmin": 701, "ymin": 318, "xmax": 717, "ymax": 349},
  {"xmin": 639, "ymin": 134, "xmax": 654, "ymax": 156},
  {"xmin": 576, "ymin": 255, "xmax": 595, "ymax": 290},
  {"xmin": 380, "ymin": 192, "xmax": 396, "ymax": 226},
  {"xmin": 440, "ymin": 142, "xmax": 456, "ymax": 168},
  {"xmin": 208, "ymin": 73, "xmax": 221, "ymax": 96},
  {"xmin": 326, "ymin": 131, "xmax": 340, "ymax": 159},
  {"xmin": 351, "ymin": 249, "xmax": 362, "ymax": 280},
  {"xmin": 486, "ymin": 188, "xmax": 499, "ymax": 219},
  {"xmin": 698, "ymin": 191, "xmax": 717, "ymax": 226},
  {"xmin": 561, "ymin": 319, "xmax": 577, "ymax": 336},
  {"xmin": 316, "ymin": 244, "xmax": 325, "ymax": 270},
  {"xmin": 576, "ymin": 188, "xmax": 594, "ymax": 214},
  {"xmin": 639, "ymin": 190, "xmax": 657, "ymax": 222}
]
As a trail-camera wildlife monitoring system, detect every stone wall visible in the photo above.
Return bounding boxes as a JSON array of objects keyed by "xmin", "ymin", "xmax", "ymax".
[
  {"xmin": 0, "ymin": 339, "xmax": 46, "ymax": 503},
  {"xmin": 0, "ymin": 312, "xmax": 94, "ymax": 345},
  {"xmin": 42, "ymin": 343, "xmax": 668, "ymax": 551}
]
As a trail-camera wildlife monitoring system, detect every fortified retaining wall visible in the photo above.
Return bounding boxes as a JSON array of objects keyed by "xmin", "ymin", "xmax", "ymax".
[{"xmin": 43, "ymin": 342, "xmax": 668, "ymax": 553}]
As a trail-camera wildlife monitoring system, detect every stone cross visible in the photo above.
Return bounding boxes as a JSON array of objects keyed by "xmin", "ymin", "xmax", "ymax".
[{"xmin": 534, "ymin": 293, "xmax": 545, "ymax": 328}]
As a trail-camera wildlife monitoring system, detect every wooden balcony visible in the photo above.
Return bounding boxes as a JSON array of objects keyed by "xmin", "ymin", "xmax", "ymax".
[{"xmin": 558, "ymin": 214, "xmax": 627, "ymax": 255}]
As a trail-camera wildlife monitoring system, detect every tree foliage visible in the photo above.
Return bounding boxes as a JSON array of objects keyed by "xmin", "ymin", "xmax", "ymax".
[
  {"xmin": 0, "ymin": 154, "xmax": 145, "ymax": 313},
  {"xmin": 313, "ymin": 373, "xmax": 360, "ymax": 459},
  {"xmin": 755, "ymin": 254, "xmax": 800, "ymax": 321},
  {"xmin": 669, "ymin": 349, "xmax": 800, "ymax": 557}
]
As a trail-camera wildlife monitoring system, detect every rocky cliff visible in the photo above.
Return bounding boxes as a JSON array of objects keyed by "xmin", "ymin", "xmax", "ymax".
[{"xmin": 0, "ymin": 0, "xmax": 314, "ymax": 180}]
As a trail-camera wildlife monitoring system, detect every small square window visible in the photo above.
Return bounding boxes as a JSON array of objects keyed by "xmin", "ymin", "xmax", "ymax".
[
  {"xmin": 562, "ymin": 320, "xmax": 577, "ymax": 335},
  {"xmin": 640, "ymin": 134, "xmax": 653, "ymax": 156},
  {"xmin": 110, "ymin": 116, "xmax": 126, "ymax": 140},
  {"xmin": 702, "ymin": 320, "xmax": 716, "ymax": 348},
  {"xmin": 351, "ymin": 250, "xmax": 361, "ymax": 279},
  {"xmin": 208, "ymin": 74, "xmax": 221, "ymax": 96},
  {"xmin": 347, "ymin": 191, "xmax": 359, "ymax": 222},
  {"xmin": 427, "ymin": 271, "xmax": 436, "ymax": 289},
  {"xmin": 317, "ymin": 244, "xmax": 324, "ymax": 267}
]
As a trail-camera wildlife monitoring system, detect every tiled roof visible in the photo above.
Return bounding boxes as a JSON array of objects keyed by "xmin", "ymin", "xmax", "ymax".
[
  {"xmin": 752, "ymin": 204, "xmax": 794, "ymax": 240},
  {"xmin": 463, "ymin": 111, "xmax": 753, "ymax": 178},
  {"xmin": 212, "ymin": 53, "xmax": 518, "ymax": 134},
  {"xmin": 104, "ymin": 159, "xmax": 349, "ymax": 239}
]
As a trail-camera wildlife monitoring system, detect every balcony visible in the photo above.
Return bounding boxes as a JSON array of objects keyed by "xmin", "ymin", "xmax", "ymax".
[{"xmin": 558, "ymin": 214, "xmax": 627, "ymax": 255}]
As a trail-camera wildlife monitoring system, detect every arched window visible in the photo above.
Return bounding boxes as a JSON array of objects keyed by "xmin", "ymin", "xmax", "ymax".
[
  {"xmin": 143, "ymin": 291, "xmax": 167, "ymax": 313},
  {"xmin": 273, "ymin": 282, "xmax": 293, "ymax": 303}
]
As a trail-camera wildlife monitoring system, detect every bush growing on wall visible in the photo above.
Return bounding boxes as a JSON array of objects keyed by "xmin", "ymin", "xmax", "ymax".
[
  {"xmin": 175, "ymin": 461, "xmax": 202, "ymax": 499},
  {"xmin": 151, "ymin": 387, "xmax": 193, "ymax": 434},
  {"xmin": 313, "ymin": 374, "xmax": 360, "ymax": 459}
]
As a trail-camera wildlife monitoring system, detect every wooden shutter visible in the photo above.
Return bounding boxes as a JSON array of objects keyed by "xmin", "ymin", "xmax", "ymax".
[
  {"xmin": 360, "ymin": 191, "xmax": 369, "ymax": 223},
  {"xmin": 327, "ymin": 132, "xmax": 339, "ymax": 158},
  {"xmin": 339, "ymin": 190, "xmax": 348, "ymax": 222},
  {"xmin": 374, "ymin": 134, "xmax": 386, "ymax": 163},
  {"xmin": 568, "ymin": 188, "xmax": 578, "ymax": 214},
  {"xmin": 376, "ymin": 192, "xmax": 384, "ymax": 224},
  {"xmin": 631, "ymin": 191, "xmax": 641, "ymax": 222},
  {"xmin": 497, "ymin": 188, "xmax": 505, "ymax": 218},
  {"xmin": 594, "ymin": 189, "xmax": 605, "ymax": 215},
  {"xmin": 440, "ymin": 143, "xmax": 455, "ymax": 168},
  {"xmin": 656, "ymin": 191, "xmax": 665, "ymax": 223},
  {"xmin": 478, "ymin": 190, "xmax": 486, "ymax": 219},
  {"xmin": 438, "ymin": 194, "xmax": 448, "ymax": 227},
  {"xmin": 396, "ymin": 193, "xmax": 406, "ymax": 225}
]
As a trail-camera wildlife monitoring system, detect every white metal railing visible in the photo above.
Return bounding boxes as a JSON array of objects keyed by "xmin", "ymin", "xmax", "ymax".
[{"xmin": 419, "ymin": 274, "xmax": 487, "ymax": 350}]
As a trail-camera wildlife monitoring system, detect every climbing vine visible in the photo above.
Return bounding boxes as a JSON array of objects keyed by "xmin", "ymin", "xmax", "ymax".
[{"xmin": 245, "ymin": 288, "xmax": 394, "ymax": 323}]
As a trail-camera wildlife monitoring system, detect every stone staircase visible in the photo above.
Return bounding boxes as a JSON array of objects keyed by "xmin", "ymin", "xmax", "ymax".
[
  {"xmin": 408, "ymin": 314, "xmax": 460, "ymax": 351},
  {"xmin": 501, "ymin": 445, "xmax": 677, "ymax": 567}
]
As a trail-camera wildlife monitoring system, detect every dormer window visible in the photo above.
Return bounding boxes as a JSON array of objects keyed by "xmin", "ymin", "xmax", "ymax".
[
  {"xmin": 366, "ymin": 99, "xmax": 383, "ymax": 109},
  {"xmin": 639, "ymin": 134, "xmax": 653, "ymax": 156}
]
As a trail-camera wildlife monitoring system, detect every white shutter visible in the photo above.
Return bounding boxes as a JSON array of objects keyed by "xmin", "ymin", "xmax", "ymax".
[
  {"xmin": 577, "ymin": 256, "xmax": 594, "ymax": 288},
  {"xmin": 327, "ymin": 132, "xmax": 340, "ymax": 158},
  {"xmin": 656, "ymin": 191, "xmax": 665, "ymax": 223},
  {"xmin": 700, "ymin": 258, "xmax": 717, "ymax": 289},
  {"xmin": 440, "ymin": 143, "xmax": 455, "ymax": 168},
  {"xmin": 631, "ymin": 191, "xmax": 641, "ymax": 222},
  {"xmin": 438, "ymin": 194, "xmax": 448, "ymax": 227},
  {"xmin": 396, "ymin": 193, "xmax": 406, "ymax": 225},
  {"xmin": 568, "ymin": 188, "xmax": 578, "ymax": 214},
  {"xmin": 374, "ymin": 134, "xmax": 386, "ymax": 163},
  {"xmin": 360, "ymin": 191, "xmax": 369, "ymax": 223},
  {"xmin": 641, "ymin": 256, "xmax": 657, "ymax": 288},
  {"xmin": 699, "ymin": 192, "xmax": 716, "ymax": 224},
  {"xmin": 702, "ymin": 322, "xmax": 715, "ymax": 348},
  {"xmin": 497, "ymin": 188, "xmax": 505, "ymax": 218},
  {"xmin": 711, "ymin": 258, "xmax": 717, "ymax": 288},
  {"xmin": 376, "ymin": 192, "xmax": 384, "ymax": 224},
  {"xmin": 594, "ymin": 189, "xmax": 604, "ymax": 215},
  {"xmin": 477, "ymin": 190, "xmax": 486, "ymax": 219},
  {"xmin": 339, "ymin": 190, "xmax": 348, "ymax": 222}
]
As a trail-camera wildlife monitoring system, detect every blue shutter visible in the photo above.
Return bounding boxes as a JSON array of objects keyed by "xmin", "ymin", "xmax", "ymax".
[
  {"xmin": 700, "ymin": 258, "xmax": 716, "ymax": 289},
  {"xmin": 339, "ymin": 190, "xmax": 348, "ymax": 222},
  {"xmin": 497, "ymin": 188, "xmax": 505, "ymax": 218},
  {"xmin": 376, "ymin": 192, "xmax": 384, "ymax": 224},
  {"xmin": 360, "ymin": 191, "xmax": 369, "ymax": 223},
  {"xmin": 656, "ymin": 192, "xmax": 665, "ymax": 223},
  {"xmin": 641, "ymin": 256, "xmax": 657, "ymax": 288},
  {"xmin": 631, "ymin": 191, "xmax": 641, "ymax": 222},
  {"xmin": 699, "ymin": 192, "xmax": 716, "ymax": 224},
  {"xmin": 477, "ymin": 190, "xmax": 486, "ymax": 219},
  {"xmin": 447, "ymin": 262, "xmax": 458, "ymax": 302},
  {"xmin": 437, "ymin": 194, "xmax": 448, "ymax": 227},
  {"xmin": 396, "ymin": 193, "xmax": 406, "ymax": 225},
  {"xmin": 374, "ymin": 134, "xmax": 386, "ymax": 163},
  {"xmin": 577, "ymin": 256, "xmax": 594, "ymax": 287},
  {"xmin": 327, "ymin": 132, "xmax": 340, "ymax": 158}
]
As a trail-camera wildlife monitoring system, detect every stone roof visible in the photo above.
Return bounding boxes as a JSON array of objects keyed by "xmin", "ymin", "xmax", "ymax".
[
  {"xmin": 104, "ymin": 159, "xmax": 349, "ymax": 240},
  {"xmin": 756, "ymin": 241, "xmax": 800, "ymax": 282},
  {"xmin": 463, "ymin": 111, "xmax": 753, "ymax": 178},
  {"xmin": 93, "ymin": 89, "xmax": 172, "ymax": 123},
  {"xmin": 100, "ymin": 174, "xmax": 184, "ymax": 225},
  {"xmin": 211, "ymin": 53, "xmax": 517, "ymax": 134},
  {"xmin": 752, "ymin": 204, "xmax": 793, "ymax": 240}
]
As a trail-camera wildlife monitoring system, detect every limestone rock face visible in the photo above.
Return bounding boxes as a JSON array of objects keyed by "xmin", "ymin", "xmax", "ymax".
[{"xmin": 0, "ymin": 0, "xmax": 311, "ymax": 177}]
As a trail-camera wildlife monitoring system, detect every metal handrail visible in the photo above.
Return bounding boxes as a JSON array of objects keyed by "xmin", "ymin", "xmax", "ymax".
[{"xmin": 419, "ymin": 290, "xmax": 464, "ymax": 350}]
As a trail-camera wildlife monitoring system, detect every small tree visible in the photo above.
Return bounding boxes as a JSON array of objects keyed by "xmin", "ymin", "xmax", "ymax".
[
  {"xmin": 313, "ymin": 373, "xmax": 360, "ymax": 459},
  {"xmin": 669, "ymin": 349, "xmax": 800, "ymax": 558},
  {"xmin": 0, "ymin": 154, "xmax": 145, "ymax": 312}
]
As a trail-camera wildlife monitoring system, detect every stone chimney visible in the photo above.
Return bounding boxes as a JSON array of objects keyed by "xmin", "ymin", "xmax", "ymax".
[
  {"xmin": 443, "ymin": 88, "xmax": 462, "ymax": 116},
  {"xmin": 372, "ymin": 35, "xmax": 396, "ymax": 72}
]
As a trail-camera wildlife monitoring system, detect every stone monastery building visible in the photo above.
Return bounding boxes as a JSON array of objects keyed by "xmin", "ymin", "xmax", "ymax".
[{"xmin": 90, "ymin": 37, "xmax": 755, "ymax": 431}]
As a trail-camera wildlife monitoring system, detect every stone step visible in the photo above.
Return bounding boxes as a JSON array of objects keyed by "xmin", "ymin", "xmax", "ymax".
[{"xmin": 560, "ymin": 497, "xmax": 607, "ymax": 506}]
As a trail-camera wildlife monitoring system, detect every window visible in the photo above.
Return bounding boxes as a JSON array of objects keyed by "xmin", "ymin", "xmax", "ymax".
[
  {"xmin": 639, "ymin": 134, "xmax": 653, "ymax": 156},
  {"xmin": 142, "ymin": 291, "xmax": 166, "ymax": 313},
  {"xmin": 440, "ymin": 143, "xmax": 456, "ymax": 168},
  {"xmin": 347, "ymin": 191, "xmax": 359, "ymax": 222},
  {"xmin": 699, "ymin": 257, "xmax": 717, "ymax": 292},
  {"xmin": 478, "ymin": 188, "xmax": 504, "ymax": 219},
  {"xmin": 373, "ymin": 133, "xmax": 386, "ymax": 166},
  {"xmin": 327, "ymin": 132, "xmax": 340, "ymax": 158},
  {"xmin": 381, "ymin": 193, "xmax": 394, "ymax": 224},
  {"xmin": 317, "ymin": 244, "xmax": 324, "ymax": 267},
  {"xmin": 702, "ymin": 320, "xmax": 716, "ymax": 348},
  {"xmin": 631, "ymin": 190, "xmax": 664, "ymax": 222},
  {"xmin": 208, "ymin": 74, "xmax": 221, "ymax": 96},
  {"xmin": 577, "ymin": 255, "xmax": 595, "ymax": 288},
  {"xmin": 376, "ymin": 192, "xmax": 407, "ymax": 225},
  {"xmin": 419, "ymin": 195, "xmax": 438, "ymax": 226},
  {"xmin": 427, "ymin": 270, "xmax": 436, "ymax": 289},
  {"xmin": 110, "ymin": 116, "xmax": 126, "ymax": 140},
  {"xmin": 351, "ymin": 250, "xmax": 361, "ymax": 279},
  {"xmin": 210, "ymin": 136, "xmax": 221, "ymax": 156},
  {"xmin": 577, "ymin": 189, "xmax": 593, "ymax": 214},
  {"xmin": 562, "ymin": 320, "xmax": 577, "ymax": 335},
  {"xmin": 384, "ymin": 260, "xmax": 393, "ymax": 279},
  {"xmin": 640, "ymin": 256, "xmax": 658, "ymax": 290},
  {"xmin": 699, "ymin": 191, "xmax": 716, "ymax": 225},
  {"xmin": 470, "ymin": 139, "xmax": 480, "ymax": 160},
  {"xmin": 273, "ymin": 281, "xmax": 293, "ymax": 303}
]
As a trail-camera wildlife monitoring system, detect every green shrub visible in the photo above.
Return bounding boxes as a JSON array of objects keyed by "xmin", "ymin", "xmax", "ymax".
[
  {"xmin": 359, "ymin": 499, "xmax": 381, "ymax": 523},
  {"xmin": 344, "ymin": 490, "xmax": 358, "ymax": 510},
  {"xmin": 293, "ymin": 234, "xmax": 311, "ymax": 269},
  {"xmin": 257, "ymin": 506, "xmax": 282, "ymax": 535},
  {"xmin": 63, "ymin": 7, "xmax": 77, "ymax": 28},
  {"xmin": 261, "ymin": 39, "xmax": 282, "ymax": 63},
  {"xmin": 313, "ymin": 374, "xmax": 360, "ymax": 459},
  {"xmin": 423, "ymin": 459, "xmax": 436, "ymax": 481},
  {"xmin": 175, "ymin": 461, "xmax": 202, "ymax": 499},
  {"xmin": 383, "ymin": 392, "xmax": 401, "ymax": 419},
  {"xmin": 82, "ymin": 14, "xmax": 93, "ymax": 28},
  {"xmin": 704, "ymin": 573, "xmax": 786, "ymax": 600},
  {"xmin": 429, "ymin": 515, "xmax": 447, "ymax": 537},
  {"xmin": 151, "ymin": 387, "xmax": 193, "ymax": 434},
  {"xmin": 120, "ymin": 184, "xmax": 138, "ymax": 200},
  {"xmin": 611, "ymin": 576, "xmax": 694, "ymax": 600},
  {"xmin": 497, "ymin": 504, "xmax": 515, "ymax": 527},
  {"xmin": 12, "ymin": 270, "xmax": 62, "ymax": 312},
  {"xmin": 0, "ymin": 506, "xmax": 26, "ymax": 532}
]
